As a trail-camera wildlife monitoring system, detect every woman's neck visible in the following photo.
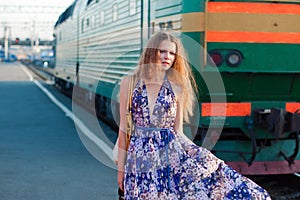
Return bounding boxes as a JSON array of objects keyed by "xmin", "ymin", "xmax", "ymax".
[{"xmin": 149, "ymin": 71, "xmax": 166, "ymax": 82}]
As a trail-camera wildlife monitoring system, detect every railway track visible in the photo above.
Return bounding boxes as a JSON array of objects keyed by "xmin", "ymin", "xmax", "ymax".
[{"xmin": 250, "ymin": 173, "xmax": 300, "ymax": 199}]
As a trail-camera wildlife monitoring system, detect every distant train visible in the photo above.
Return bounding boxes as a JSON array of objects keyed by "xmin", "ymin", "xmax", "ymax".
[{"xmin": 49, "ymin": 0, "xmax": 300, "ymax": 175}]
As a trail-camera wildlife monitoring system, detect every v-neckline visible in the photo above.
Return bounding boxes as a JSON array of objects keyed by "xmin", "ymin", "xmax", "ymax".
[{"xmin": 143, "ymin": 78, "xmax": 166, "ymax": 122}]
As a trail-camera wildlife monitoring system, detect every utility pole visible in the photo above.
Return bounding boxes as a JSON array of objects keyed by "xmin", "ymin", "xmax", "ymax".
[
  {"xmin": 31, "ymin": 20, "xmax": 35, "ymax": 60},
  {"xmin": 4, "ymin": 26, "xmax": 10, "ymax": 61}
]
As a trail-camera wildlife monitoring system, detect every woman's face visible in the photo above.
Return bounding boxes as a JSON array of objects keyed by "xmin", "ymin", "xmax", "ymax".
[{"xmin": 157, "ymin": 40, "xmax": 176, "ymax": 71}]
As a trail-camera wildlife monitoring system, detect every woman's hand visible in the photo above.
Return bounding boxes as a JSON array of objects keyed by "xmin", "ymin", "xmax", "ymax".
[{"xmin": 118, "ymin": 170, "xmax": 125, "ymax": 191}]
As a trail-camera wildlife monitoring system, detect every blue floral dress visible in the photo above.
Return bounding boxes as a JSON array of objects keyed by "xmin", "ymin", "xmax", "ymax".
[{"xmin": 124, "ymin": 77, "xmax": 271, "ymax": 200}]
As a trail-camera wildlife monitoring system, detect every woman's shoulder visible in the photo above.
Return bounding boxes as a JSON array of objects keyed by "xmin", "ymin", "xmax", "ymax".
[
  {"xmin": 122, "ymin": 73, "xmax": 139, "ymax": 81},
  {"xmin": 120, "ymin": 75, "xmax": 132, "ymax": 84},
  {"xmin": 120, "ymin": 75, "xmax": 134, "ymax": 85},
  {"xmin": 119, "ymin": 76, "xmax": 130, "ymax": 94},
  {"xmin": 120, "ymin": 74, "xmax": 138, "ymax": 90}
]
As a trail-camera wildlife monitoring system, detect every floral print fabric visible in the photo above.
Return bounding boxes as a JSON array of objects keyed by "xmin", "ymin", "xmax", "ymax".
[{"xmin": 124, "ymin": 77, "xmax": 271, "ymax": 200}]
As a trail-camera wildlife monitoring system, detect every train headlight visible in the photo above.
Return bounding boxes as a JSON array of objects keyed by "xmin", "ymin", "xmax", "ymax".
[
  {"xmin": 226, "ymin": 50, "xmax": 242, "ymax": 67},
  {"xmin": 43, "ymin": 61, "xmax": 49, "ymax": 68},
  {"xmin": 209, "ymin": 51, "xmax": 223, "ymax": 66}
]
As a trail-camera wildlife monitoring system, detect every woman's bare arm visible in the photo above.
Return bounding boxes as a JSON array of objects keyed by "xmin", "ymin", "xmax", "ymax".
[
  {"xmin": 117, "ymin": 75, "xmax": 132, "ymax": 191},
  {"xmin": 118, "ymin": 76, "xmax": 131, "ymax": 171}
]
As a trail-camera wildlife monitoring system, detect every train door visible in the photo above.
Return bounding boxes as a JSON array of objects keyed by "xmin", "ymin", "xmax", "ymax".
[{"xmin": 140, "ymin": 0, "xmax": 155, "ymax": 50}]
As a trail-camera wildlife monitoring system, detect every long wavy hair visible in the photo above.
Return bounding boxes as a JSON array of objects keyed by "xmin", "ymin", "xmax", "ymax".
[{"xmin": 134, "ymin": 31, "xmax": 197, "ymax": 123}]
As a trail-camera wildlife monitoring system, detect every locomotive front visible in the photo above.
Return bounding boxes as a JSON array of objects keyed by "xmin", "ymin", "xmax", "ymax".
[{"xmin": 195, "ymin": 0, "xmax": 300, "ymax": 174}]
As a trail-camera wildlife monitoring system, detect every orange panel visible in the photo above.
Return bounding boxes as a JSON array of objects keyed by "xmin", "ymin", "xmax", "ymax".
[
  {"xmin": 201, "ymin": 103, "xmax": 251, "ymax": 117},
  {"xmin": 208, "ymin": 2, "xmax": 300, "ymax": 14},
  {"xmin": 206, "ymin": 31, "xmax": 300, "ymax": 44},
  {"xmin": 286, "ymin": 102, "xmax": 300, "ymax": 113}
]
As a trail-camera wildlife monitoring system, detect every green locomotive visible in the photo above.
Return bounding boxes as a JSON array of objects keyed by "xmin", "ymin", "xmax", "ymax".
[{"xmin": 51, "ymin": 0, "xmax": 300, "ymax": 174}]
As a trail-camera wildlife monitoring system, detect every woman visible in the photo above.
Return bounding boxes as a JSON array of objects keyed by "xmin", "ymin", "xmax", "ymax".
[{"xmin": 117, "ymin": 31, "xmax": 271, "ymax": 199}]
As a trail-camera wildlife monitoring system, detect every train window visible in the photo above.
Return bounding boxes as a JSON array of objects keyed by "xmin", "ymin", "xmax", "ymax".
[
  {"xmin": 113, "ymin": 4, "xmax": 118, "ymax": 21},
  {"xmin": 86, "ymin": 18, "xmax": 90, "ymax": 28},
  {"xmin": 99, "ymin": 11, "xmax": 105, "ymax": 26},
  {"xmin": 91, "ymin": 15, "xmax": 95, "ymax": 29},
  {"xmin": 87, "ymin": 0, "xmax": 94, "ymax": 6},
  {"xmin": 81, "ymin": 19, "xmax": 85, "ymax": 33},
  {"xmin": 59, "ymin": 31, "xmax": 62, "ymax": 41},
  {"xmin": 129, "ymin": 0, "xmax": 137, "ymax": 15}
]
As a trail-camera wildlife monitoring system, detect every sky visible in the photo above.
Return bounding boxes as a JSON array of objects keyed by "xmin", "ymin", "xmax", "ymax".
[{"xmin": 0, "ymin": 0, "xmax": 75, "ymax": 40}]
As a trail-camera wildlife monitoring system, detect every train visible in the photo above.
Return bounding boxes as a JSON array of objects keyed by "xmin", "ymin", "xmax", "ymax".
[{"xmin": 48, "ymin": 0, "xmax": 300, "ymax": 175}]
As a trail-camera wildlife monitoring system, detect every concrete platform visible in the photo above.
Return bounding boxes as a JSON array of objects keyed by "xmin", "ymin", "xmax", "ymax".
[
  {"xmin": 0, "ymin": 62, "xmax": 118, "ymax": 200},
  {"xmin": 0, "ymin": 62, "xmax": 31, "ymax": 81}
]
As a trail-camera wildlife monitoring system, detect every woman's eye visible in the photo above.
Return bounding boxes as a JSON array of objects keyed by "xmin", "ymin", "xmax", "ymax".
[{"xmin": 159, "ymin": 50, "xmax": 176, "ymax": 55}]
